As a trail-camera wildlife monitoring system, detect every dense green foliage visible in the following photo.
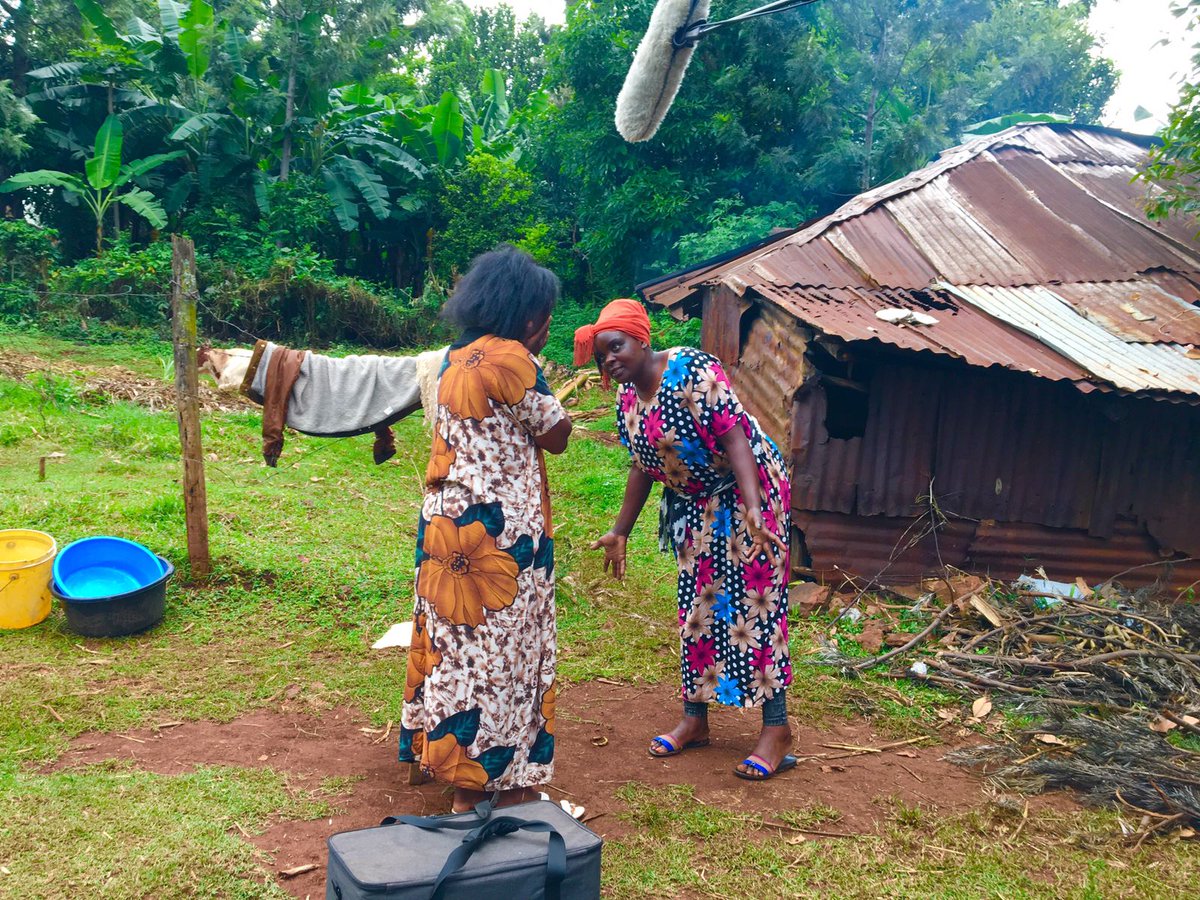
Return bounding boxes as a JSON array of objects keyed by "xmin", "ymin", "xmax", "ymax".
[
  {"xmin": 1142, "ymin": 2, "xmax": 1200, "ymax": 230},
  {"xmin": 0, "ymin": 0, "xmax": 1115, "ymax": 348}
]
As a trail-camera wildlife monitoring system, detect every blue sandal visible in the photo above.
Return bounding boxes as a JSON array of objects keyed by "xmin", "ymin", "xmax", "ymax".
[
  {"xmin": 648, "ymin": 734, "xmax": 711, "ymax": 758},
  {"xmin": 734, "ymin": 753, "xmax": 798, "ymax": 780}
]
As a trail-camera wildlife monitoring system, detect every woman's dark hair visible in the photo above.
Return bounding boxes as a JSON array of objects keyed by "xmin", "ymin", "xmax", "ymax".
[{"xmin": 441, "ymin": 245, "xmax": 560, "ymax": 340}]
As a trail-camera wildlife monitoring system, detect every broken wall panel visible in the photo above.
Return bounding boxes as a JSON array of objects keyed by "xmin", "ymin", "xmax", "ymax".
[
  {"xmin": 700, "ymin": 284, "xmax": 744, "ymax": 369},
  {"xmin": 855, "ymin": 367, "xmax": 940, "ymax": 518},
  {"xmin": 725, "ymin": 302, "xmax": 809, "ymax": 452},
  {"xmin": 789, "ymin": 382, "xmax": 862, "ymax": 515}
]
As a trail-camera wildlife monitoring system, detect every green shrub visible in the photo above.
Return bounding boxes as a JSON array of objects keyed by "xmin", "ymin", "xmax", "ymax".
[
  {"xmin": 177, "ymin": 205, "xmax": 267, "ymax": 271},
  {"xmin": 7, "ymin": 227, "xmax": 451, "ymax": 351},
  {"xmin": 264, "ymin": 176, "xmax": 337, "ymax": 254},
  {"xmin": 0, "ymin": 281, "xmax": 37, "ymax": 323},
  {"xmin": 180, "ymin": 178, "xmax": 338, "ymax": 277},
  {"xmin": 48, "ymin": 237, "xmax": 173, "ymax": 329},
  {"xmin": 0, "ymin": 221, "xmax": 59, "ymax": 285},
  {"xmin": 199, "ymin": 249, "xmax": 451, "ymax": 349}
]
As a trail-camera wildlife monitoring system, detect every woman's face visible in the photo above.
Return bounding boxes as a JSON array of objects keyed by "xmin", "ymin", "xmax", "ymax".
[
  {"xmin": 523, "ymin": 311, "xmax": 552, "ymax": 354},
  {"xmin": 594, "ymin": 329, "xmax": 646, "ymax": 383}
]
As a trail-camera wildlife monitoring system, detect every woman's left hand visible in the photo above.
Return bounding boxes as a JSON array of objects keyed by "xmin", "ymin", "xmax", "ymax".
[{"xmin": 743, "ymin": 507, "xmax": 787, "ymax": 563}]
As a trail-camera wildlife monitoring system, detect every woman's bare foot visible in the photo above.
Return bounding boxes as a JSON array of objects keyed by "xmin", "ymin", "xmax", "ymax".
[
  {"xmin": 648, "ymin": 715, "xmax": 711, "ymax": 757},
  {"xmin": 733, "ymin": 724, "xmax": 793, "ymax": 778},
  {"xmin": 451, "ymin": 785, "xmax": 540, "ymax": 814}
]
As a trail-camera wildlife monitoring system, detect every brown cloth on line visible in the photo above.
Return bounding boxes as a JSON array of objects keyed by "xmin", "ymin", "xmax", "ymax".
[
  {"xmin": 371, "ymin": 426, "xmax": 396, "ymax": 465},
  {"xmin": 261, "ymin": 345, "xmax": 306, "ymax": 467}
]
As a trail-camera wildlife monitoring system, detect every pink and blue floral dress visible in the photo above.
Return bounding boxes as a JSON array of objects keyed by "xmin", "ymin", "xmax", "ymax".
[{"xmin": 616, "ymin": 348, "xmax": 792, "ymax": 708}]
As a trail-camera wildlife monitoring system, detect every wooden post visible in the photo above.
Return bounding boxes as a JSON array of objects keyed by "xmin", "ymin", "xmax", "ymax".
[{"xmin": 170, "ymin": 234, "xmax": 210, "ymax": 577}]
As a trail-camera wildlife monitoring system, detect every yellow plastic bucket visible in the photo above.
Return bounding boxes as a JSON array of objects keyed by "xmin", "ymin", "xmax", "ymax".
[{"xmin": 0, "ymin": 529, "xmax": 57, "ymax": 629}]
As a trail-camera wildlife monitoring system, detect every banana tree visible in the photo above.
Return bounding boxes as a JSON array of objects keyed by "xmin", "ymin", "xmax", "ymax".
[
  {"xmin": 393, "ymin": 70, "xmax": 527, "ymax": 171},
  {"xmin": 0, "ymin": 114, "xmax": 183, "ymax": 254},
  {"xmin": 304, "ymin": 84, "xmax": 426, "ymax": 230}
]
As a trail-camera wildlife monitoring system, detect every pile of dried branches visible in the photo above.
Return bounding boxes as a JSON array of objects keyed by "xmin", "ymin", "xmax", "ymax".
[
  {"xmin": 950, "ymin": 715, "xmax": 1200, "ymax": 833},
  {"xmin": 0, "ymin": 349, "xmax": 253, "ymax": 413},
  {"xmin": 920, "ymin": 591, "xmax": 1200, "ymax": 722},
  {"xmin": 813, "ymin": 569, "xmax": 1200, "ymax": 828}
]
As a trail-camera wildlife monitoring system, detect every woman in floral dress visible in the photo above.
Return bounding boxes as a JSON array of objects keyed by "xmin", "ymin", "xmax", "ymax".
[
  {"xmin": 399, "ymin": 247, "xmax": 572, "ymax": 812},
  {"xmin": 578, "ymin": 299, "xmax": 795, "ymax": 780}
]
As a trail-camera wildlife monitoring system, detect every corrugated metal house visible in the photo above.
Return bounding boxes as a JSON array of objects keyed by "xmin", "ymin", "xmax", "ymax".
[{"xmin": 639, "ymin": 124, "xmax": 1200, "ymax": 588}]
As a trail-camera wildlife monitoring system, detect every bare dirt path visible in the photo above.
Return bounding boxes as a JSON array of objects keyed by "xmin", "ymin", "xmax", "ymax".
[{"xmin": 54, "ymin": 680, "xmax": 1061, "ymax": 898}]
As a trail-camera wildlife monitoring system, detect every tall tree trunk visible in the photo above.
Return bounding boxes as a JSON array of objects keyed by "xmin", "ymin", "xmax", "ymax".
[
  {"xmin": 389, "ymin": 241, "xmax": 404, "ymax": 291},
  {"xmin": 280, "ymin": 35, "xmax": 298, "ymax": 179},
  {"xmin": 861, "ymin": 85, "xmax": 878, "ymax": 192},
  {"xmin": 108, "ymin": 85, "xmax": 120, "ymax": 234},
  {"xmin": 0, "ymin": 0, "xmax": 31, "ymax": 94}
]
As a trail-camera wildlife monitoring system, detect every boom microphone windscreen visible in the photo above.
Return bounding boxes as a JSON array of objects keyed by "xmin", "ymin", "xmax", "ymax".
[
  {"xmin": 615, "ymin": 0, "xmax": 711, "ymax": 143},
  {"xmin": 615, "ymin": 0, "xmax": 823, "ymax": 143}
]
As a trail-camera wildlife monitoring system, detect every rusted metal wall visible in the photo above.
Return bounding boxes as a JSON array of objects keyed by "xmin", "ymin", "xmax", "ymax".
[
  {"xmin": 754, "ymin": 346, "xmax": 1200, "ymax": 585},
  {"xmin": 718, "ymin": 301, "xmax": 810, "ymax": 452},
  {"xmin": 794, "ymin": 510, "xmax": 1200, "ymax": 589},
  {"xmin": 700, "ymin": 284, "xmax": 744, "ymax": 369}
]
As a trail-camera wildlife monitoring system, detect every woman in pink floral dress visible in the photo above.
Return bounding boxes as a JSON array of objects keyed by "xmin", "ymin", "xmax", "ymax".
[{"xmin": 579, "ymin": 299, "xmax": 795, "ymax": 781}]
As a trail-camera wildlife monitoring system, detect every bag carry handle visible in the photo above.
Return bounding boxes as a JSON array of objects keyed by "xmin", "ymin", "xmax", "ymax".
[{"xmin": 384, "ymin": 811, "xmax": 567, "ymax": 900}]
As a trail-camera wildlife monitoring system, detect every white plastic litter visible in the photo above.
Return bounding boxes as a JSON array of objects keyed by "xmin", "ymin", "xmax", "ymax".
[
  {"xmin": 1014, "ymin": 575, "xmax": 1085, "ymax": 599},
  {"xmin": 559, "ymin": 800, "xmax": 586, "ymax": 820},
  {"xmin": 875, "ymin": 308, "xmax": 939, "ymax": 326},
  {"xmin": 909, "ymin": 661, "xmax": 929, "ymax": 678},
  {"xmin": 539, "ymin": 792, "xmax": 584, "ymax": 820},
  {"xmin": 371, "ymin": 621, "xmax": 413, "ymax": 650}
]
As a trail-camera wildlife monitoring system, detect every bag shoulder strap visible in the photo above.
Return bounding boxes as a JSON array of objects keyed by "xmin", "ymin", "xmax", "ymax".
[{"xmin": 382, "ymin": 808, "xmax": 566, "ymax": 900}]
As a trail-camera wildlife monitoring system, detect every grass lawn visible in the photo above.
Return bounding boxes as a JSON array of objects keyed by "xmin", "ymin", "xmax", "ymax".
[{"xmin": 2, "ymin": 328, "xmax": 1197, "ymax": 898}]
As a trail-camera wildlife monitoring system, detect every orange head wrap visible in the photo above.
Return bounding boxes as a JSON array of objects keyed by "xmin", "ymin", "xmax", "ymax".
[{"xmin": 573, "ymin": 298, "xmax": 652, "ymax": 369}]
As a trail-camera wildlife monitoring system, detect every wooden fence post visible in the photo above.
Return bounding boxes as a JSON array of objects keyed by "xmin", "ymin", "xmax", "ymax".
[{"xmin": 170, "ymin": 234, "xmax": 210, "ymax": 577}]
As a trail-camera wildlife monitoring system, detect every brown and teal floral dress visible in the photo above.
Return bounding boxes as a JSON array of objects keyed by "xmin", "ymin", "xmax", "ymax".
[
  {"xmin": 399, "ymin": 333, "xmax": 566, "ymax": 790},
  {"xmin": 617, "ymin": 348, "xmax": 792, "ymax": 708}
]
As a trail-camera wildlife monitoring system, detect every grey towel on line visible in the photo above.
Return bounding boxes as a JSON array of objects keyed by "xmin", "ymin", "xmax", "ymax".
[{"xmin": 249, "ymin": 341, "xmax": 426, "ymax": 437}]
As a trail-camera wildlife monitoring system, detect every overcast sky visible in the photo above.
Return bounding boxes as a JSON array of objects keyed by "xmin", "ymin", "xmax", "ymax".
[{"xmin": 466, "ymin": 0, "xmax": 1195, "ymax": 134}]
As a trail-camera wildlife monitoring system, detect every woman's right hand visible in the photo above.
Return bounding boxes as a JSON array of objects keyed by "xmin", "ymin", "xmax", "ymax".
[{"xmin": 590, "ymin": 531, "xmax": 628, "ymax": 580}]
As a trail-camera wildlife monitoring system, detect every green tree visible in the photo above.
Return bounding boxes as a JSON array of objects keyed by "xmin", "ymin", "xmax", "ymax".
[
  {"xmin": 0, "ymin": 114, "xmax": 182, "ymax": 254},
  {"xmin": 531, "ymin": 0, "xmax": 1118, "ymax": 297},
  {"xmin": 1141, "ymin": 1, "xmax": 1200, "ymax": 230},
  {"xmin": 421, "ymin": 2, "xmax": 555, "ymax": 108},
  {"xmin": 969, "ymin": 0, "xmax": 1117, "ymax": 124},
  {"xmin": 672, "ymin": 198, "xmax": 812, "ymax": 268},
  {"xmin": 0, "ymin": 78, "xmax": 37, "ymax": 168},
  {"xmin": 431, "ymin": 150, "xmax": 570, "ymax": 281}
]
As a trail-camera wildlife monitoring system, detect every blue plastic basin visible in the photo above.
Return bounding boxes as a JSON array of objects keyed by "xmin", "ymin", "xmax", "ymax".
[
  {"xmin": 53, "ymin": 555, "xmax": 173, "ymax": 637},
  {"xmin": 52, "ymin": 536, "xmax": 163, "ymax": 600}
]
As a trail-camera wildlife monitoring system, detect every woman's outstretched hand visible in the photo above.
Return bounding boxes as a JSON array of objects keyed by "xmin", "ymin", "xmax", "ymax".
[
  {"xmin": 744, "ymin": 507, "xmax": 788, "ymax": 564},
  {"xmin": 590, "ymin": 531, "xmax": 628, "ymax": 580}
]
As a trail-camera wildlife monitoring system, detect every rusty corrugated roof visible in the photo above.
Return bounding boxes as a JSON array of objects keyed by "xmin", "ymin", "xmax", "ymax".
[
  {"xmin": 640, "ymin": 123, "xmax": 1200, "ymax": 402},
  {"xmin": 760, "ymin": 283, "xmax": 1090, "ymax": 383},
  {"xmin": 1039, "ymin": 281, "xmax": 1200, "ymax": 345},
  {"xmin": 944, "ymin": 284, "xmax": 1200, "ymax": 396}
]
